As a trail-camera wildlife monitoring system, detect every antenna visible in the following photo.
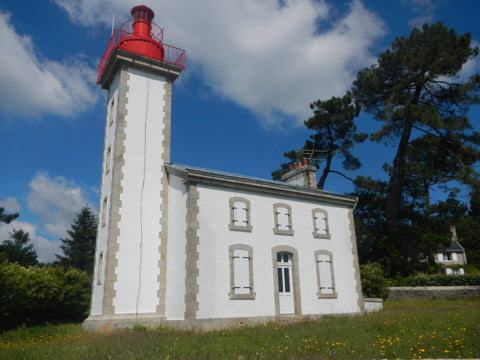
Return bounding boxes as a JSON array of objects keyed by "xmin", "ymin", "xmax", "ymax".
[{"xmin": 111, "ymin": 13, "xmax": 115, "ymax": 36}]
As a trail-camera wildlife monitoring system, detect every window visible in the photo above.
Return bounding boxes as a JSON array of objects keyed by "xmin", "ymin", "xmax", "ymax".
[
  {"xmin": 312, "ymin": 208, "xmax": 330, "ymax": 239},
  {"xmin": 314, "ymin": 250, "xmax": 336, "ymax": 298},
  {"xmin": 273, "ymin": 203, "xmax": 294, "ymax": 235},
  {"xmin": 96, "ymin": 251, "xmax": 103, "ymax": 285},
  {"xmin": 229, "ymin": 245, "xmax": 255, "ymax": 299},
  {"xmin": 108, "ymin": 96, "xmax": 116, "ymax": 126},
  {"xmin": 105, "ymin": 145, "xmax": 112, "ymax": 174},
  {"xmin": 102, "ymin": 197, "xmax": 108, "ymax": 227},
  {"xmin": 229, "ymin": 197, "xmax": 252, "ymax": 231}
]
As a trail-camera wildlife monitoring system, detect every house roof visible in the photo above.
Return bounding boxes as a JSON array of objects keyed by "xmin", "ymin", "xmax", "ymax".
[
  {"xmin": 165, "ymin": 163, "xmax": 357, "ymax": 208},
  {"xmin": 438, "ymin": 239, "xmax": 465, "ymax": 253}
]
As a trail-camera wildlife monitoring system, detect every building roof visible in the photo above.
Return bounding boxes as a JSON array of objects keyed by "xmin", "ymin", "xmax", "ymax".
[
  {"xmin": 438, "ymin": 239, "xmax": 465, "ymax": 253},
  {"xmin": 165, "ymin": 163, "xmax": 357, "ymax": 208}
]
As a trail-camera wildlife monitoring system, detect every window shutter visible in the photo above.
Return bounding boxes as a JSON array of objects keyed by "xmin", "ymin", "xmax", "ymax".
[
  {"xmin": 233, "ymin": 201, "xmax": 248, "ymax": 226},
  {"xmin": 233, "ymin": 249, "xmax": 250, "ymax": 295},
  {"xmin": 318, "ymin": 254, "xmax": 334, "ymax": 294},
  {"xmin": 314, "ymin": 212, "xmax": 327, "ymax": 235},
  {"xmin": 276, "ymin": 207, "xmax": 290, "ymax": 231}
]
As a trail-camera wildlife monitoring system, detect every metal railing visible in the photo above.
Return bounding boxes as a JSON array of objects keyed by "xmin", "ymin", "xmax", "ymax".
[{"xmin": 97, "ymin": 28, "xmax": 186, "ymax": 84}]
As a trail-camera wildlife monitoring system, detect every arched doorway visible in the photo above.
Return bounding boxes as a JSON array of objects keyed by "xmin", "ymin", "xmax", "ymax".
[{"xmin": 277, "ymin": 252, "xmax": 294, "ymax": 314}]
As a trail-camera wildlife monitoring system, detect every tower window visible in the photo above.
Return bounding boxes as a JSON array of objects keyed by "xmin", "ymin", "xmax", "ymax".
[
  {"xmin": 105, "ymin": 145, "xmax": 112, "ymax": 174},
  {"xmin": 102, "ymin": 197, "xmax": 108, "ymax": 227},
  {"xmin": 108, "ymin": 96, "xmax": 116, "ymax": 126},
  {"xmin": 96, "ymin": 251, "xmax": 104, "ymax": 285}
]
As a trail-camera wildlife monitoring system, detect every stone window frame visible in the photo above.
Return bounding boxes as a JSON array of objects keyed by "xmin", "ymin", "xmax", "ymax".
[
  {"xmin": 96, "ymin": 251, "xmax": 104, "ymax": 285},
  {"xmin": 314, "ymin": 250, "xmax": 337, "ymax": 298},
  {"xmin": 228, "ymin": 197, "xmax": 252, "ymax": 232},
  {"xmin": 312, "ymin": 208, "xmax": 331, "ymax": 239},
  {"xmin": 273, "ymin": 203, "xmax": 294, "ymax": 235},
  {"xmin": 229, "ymin": 244, "xmax": 256, "ymax": 300}
]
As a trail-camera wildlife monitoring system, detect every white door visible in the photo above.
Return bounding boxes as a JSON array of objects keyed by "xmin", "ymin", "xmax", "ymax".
[{"xmin": 277, "ymin": 252, "xmax": 294, "ymax": 314}]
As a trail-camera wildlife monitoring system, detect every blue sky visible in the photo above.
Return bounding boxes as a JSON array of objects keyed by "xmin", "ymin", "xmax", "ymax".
[{"xmin": 0, "ymin": 0, "xmax": 479, "ymax": 262}]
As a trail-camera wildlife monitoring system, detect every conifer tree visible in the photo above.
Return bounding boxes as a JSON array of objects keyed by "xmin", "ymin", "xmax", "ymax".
[
  {"xmin": 353, "ymin": 22, "xmax": 480, "ymax": 232},
  {"xmin": 0, "ymin": 229, "xmax": 38, "ymax": 266},
  {"xmin": 56, "ymin": 206, "xmax": 97, "ymax": 275}
]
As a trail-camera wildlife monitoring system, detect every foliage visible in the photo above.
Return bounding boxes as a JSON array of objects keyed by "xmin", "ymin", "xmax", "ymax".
[
  {"xmin": 272, "ymin": 94, "xmax": 366, "ymax": 189},
  {"xmin": 56, "ymin": 206, "xmax": 97, "ymax": 276},
  {"xmin": 1, "ymin": 299, "xmax": 479, "ymax": 359},
  {"xmin": 353, "ymin": 22, "xmax": 480, "ymax": 231},
  {"xmin": 0, "ymin": 207, "xmax": 19, "ymax": 224},
  {"xmin": 360, "ymin": 263, "xmax": 389, "ymax": 299},
  {"xmin": 0, "ymin": 262, "xmax": 91, "ymax": 331},
  {"xmin": 405, "ymin": 273, "xmax": 480, "ymax": 286},
  {"xmin": 0, "ymin": 229, "xmax": 38, "ymax": 267}
]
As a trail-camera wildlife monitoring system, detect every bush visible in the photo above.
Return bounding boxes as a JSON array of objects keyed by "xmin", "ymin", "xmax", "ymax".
[
  {"xmin": 0, "ymin": 262, "xmax": 91, "ymax": 330},
  {"xmin": 360, "ymin": 262, "xmax": 389, "ymax": 299},
  {"xmin": 406, "ymin": 273, "xmax": 480, "ymax": 286}
]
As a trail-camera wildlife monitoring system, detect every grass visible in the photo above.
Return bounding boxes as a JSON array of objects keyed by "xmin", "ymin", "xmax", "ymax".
[{"xmin": 1, "ymin": 298, "xmax": 479, "ymax": 359}]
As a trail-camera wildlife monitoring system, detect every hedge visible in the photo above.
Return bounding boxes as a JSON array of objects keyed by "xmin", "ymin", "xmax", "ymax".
[
  {"xmin": 0, "ymin": 262, "xmax": 91, "ymax": 330},
  {"xmin": 406, "ymin": 273, "xmax": 480, "ymax": 287}
]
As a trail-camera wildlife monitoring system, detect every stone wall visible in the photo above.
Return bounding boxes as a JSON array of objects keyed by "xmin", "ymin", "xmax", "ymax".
[
  {"xmin": 388, "ymin": 286, "xmax": 480, "ymax": 299},
  {"xmin": 364, "ymin": 298, "xmax": 383, "ymax": 312}
]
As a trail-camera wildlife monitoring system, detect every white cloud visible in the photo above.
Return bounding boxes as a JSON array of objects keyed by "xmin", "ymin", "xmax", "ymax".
[
  {"xmin": 402, "ymin": 0, "xmax": 439, "ymax": 28},
  {"xmin": 53, "ymin": 0, "xmax": 386, "ymax": 124},
  {"xmin": 0, "ymin": 11, "xmax": 99, "ymax": 118},
  {"xmin": 0, "ymin": 196, "xmax": 22, "ymax": 213},
  {"xmin": 27, "ymin": 171, "xmax": 95, "ymax": 239},
  {"xmin": 0, "ymin": 220, "xmax": 60, "ymax": 263}
]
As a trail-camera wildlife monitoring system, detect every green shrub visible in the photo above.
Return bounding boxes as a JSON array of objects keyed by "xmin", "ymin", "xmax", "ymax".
[
  {"xmin": 360, "ymin": 262, "xmax": 389, "ymax": 299},
  {"xmin": 0, "ymin": 262, "xmax": 91, "ymax": 330},
  {"xmin": 406, "ymin": 273, "xmax": 480, "ymax": 286}
]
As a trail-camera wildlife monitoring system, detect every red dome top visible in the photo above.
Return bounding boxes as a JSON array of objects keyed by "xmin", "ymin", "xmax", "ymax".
[
  {"xmin": 131, "ymin": 5, "xmax": 155, "ymax": 23},
  {"xmin": 117, "ymin": 5, "xmax": 164, "ymax": 61}
]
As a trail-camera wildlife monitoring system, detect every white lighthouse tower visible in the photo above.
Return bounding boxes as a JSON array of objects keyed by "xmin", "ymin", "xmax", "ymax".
[{"xmin": 84, "ymin": 5, "xmax": 185, "ymax": 331}]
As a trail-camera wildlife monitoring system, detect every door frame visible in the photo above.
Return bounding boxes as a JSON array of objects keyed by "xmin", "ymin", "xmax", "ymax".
[{"xmin": 272, "ymin": 246, "xmax": 302, "ymax": 316}]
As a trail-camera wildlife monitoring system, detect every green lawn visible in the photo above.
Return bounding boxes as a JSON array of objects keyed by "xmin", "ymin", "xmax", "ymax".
[{"xmin": 1, "ymin": 298, "xmax": 479, "ymax": 359}]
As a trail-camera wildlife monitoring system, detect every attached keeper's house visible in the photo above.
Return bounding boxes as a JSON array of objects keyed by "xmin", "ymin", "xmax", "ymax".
[{"xmin": 84, "ymin": 5, "xmax": 364, "ymax": 331}]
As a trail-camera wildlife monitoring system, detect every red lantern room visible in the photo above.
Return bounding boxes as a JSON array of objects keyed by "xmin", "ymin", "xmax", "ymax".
[
  {"xmin": 117, "ymin": 5, "xmax": 164, "ymax": 61},
  {"xmin": 97, "ymin": 4, "xmax": 186, "ymax": 84}
]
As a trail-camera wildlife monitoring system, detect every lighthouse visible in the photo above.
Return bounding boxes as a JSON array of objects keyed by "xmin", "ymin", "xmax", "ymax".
[{"xmin": 84, "ymin": 5, "xmax": 185, "ymax": 331}]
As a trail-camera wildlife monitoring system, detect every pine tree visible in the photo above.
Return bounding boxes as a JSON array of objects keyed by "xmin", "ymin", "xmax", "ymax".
[
  {"xmin": 56, "ymin": 206, "xmax": 97, "ymax": 275},
  {"xmin": 353, "ymin": 22, "xmax": 480, "ymax": 233},
  {"xmin": 0, "ymin": 229, "xmax": 38, "ymax": 266}
]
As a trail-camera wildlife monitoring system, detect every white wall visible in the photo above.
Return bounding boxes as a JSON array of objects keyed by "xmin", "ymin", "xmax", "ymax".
[
  {"xmin": 90, "ymin": 72, "xmax": 120, "ymax": 316},
  {"xmin": 195, "ymin": 185, "xmax": 360, "ymax": 320},
  {"xmin": 165, "ymin": 174, "xmax": 188, "ymax": 319},
  {"xmin": 112, "ymin": 68, "xmax": 167, "ymax": 314}
]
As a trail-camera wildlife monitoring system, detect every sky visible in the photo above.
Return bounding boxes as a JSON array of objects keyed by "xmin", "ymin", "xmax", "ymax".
[{"xmin": 0, "ymin": 0, "xmax": 479, "ymax": 263}]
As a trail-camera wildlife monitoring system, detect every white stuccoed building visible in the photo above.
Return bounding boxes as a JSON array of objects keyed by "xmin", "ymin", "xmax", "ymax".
[{"xmin": 84, "ymin": 4, "xmax": 364, "ymax": 332}]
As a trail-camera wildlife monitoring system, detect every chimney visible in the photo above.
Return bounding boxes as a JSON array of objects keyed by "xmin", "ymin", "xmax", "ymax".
[{"xmin": 281, "ymin": 158, "xmax": 317, "ymax": 189}]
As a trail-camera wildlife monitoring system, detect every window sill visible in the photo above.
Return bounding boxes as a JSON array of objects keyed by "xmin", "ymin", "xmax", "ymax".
[
  {"xmin": 229, "ymin": 225, "xmax": 253, "ymax": 232},
  {"xmin": 313, "ymin": 233, "xmax": 331, "ymax": 239},
  {"xmin": 229, "ymin": 293, "xmax": 256, "ymax": 300}
]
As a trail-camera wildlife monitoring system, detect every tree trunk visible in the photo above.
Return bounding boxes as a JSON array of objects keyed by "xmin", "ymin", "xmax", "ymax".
[
  {"xmin": 386, "ymin": 117, "xmax": 413, "ymax": 232},
  {"xmin": 318, "ymin": 154, "xmax": 332, "ymax": 190}
]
